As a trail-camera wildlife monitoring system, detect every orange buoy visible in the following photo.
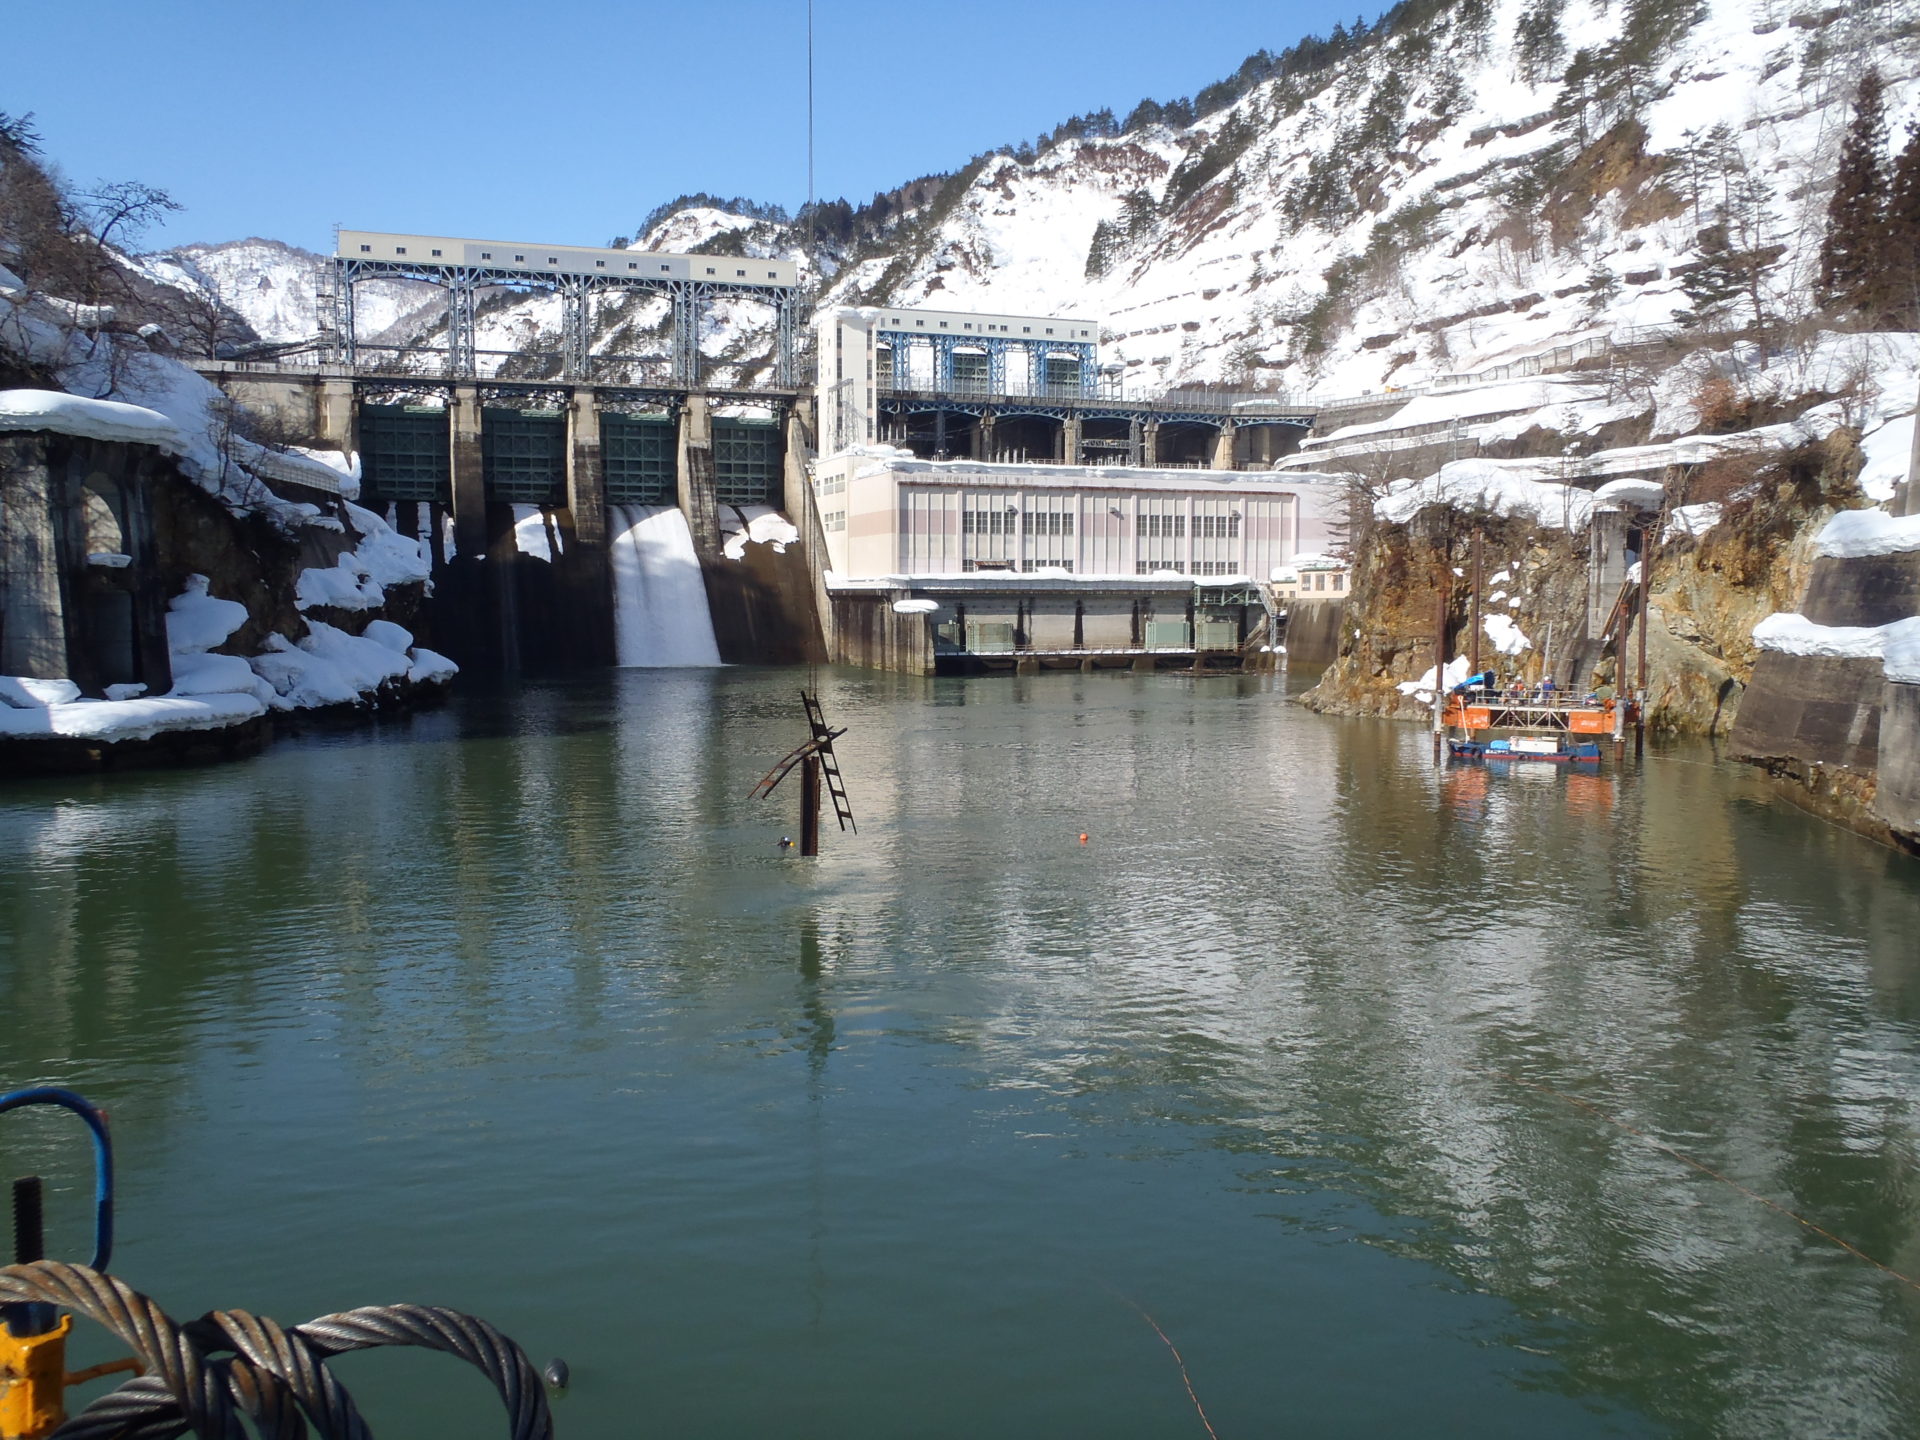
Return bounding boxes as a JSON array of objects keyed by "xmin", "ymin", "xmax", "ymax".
[{"xmin": 1078, "ymin": 832, "xmax": 1089, "ymax": 845}]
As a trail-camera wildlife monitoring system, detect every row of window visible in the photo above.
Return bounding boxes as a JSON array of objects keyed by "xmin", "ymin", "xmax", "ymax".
[
  {"xmin": 1192, "ymin": 561, "xmax": 1240, "ymax": 575},
  {"xmin": 1195, "ymin": 514, "xmax": 1241, "ymax": 539},
  {"xmin": 1299, "ymin": 571, "xmax": 1346, "ymax": 591},
  {"xmin": 1019, "ymin": 560, "xmax": 1074, "ymax": 572},
  {"xmin": 357, "ymin": 244, "xmax": 779, "ymax": 281},
  {"xmin": 1137, "ymin": 561, "xmax": 1186, "ymax": 574},
  {"xmin": 1138, "ymin": 514, "xmax": 1186, "ymax": 538},
  {"xmin": 824, "ymin": 510, "xmax": 846, "ymax": 532},
  {"xmin": 962, "ymin": 510, "xmax": 1017, "ymax": 535}
]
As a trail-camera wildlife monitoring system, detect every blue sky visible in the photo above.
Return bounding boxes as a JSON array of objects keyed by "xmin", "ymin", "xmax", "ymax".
[{"xmin": 10, "ymin": 1, "xmax": 1360, "ymax": 254}]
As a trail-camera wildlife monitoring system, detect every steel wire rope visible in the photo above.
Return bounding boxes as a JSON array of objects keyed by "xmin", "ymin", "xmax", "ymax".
[{"xmin": 0, "ymin": 1261, "xmax": 553, "ymax": 1440}]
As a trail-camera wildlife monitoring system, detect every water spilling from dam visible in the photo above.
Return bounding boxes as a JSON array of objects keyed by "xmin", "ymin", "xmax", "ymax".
[{"xmin": 608, "ymin": 504, "xmax": 721, "ymax": 668}]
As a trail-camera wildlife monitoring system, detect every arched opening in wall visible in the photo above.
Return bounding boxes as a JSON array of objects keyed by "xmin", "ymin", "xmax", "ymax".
[
  {"xmin": 891, "ymin": 408, "xmax": 980, "ymax": 461},
  {"xmin": 989, "ymin": 414, "xmax": 1060, "ymax": 463},
  {"xmin": 1154, "ymin": 422, "xmax": 1217, "ymax": 468},
  {"xmin": 1080, "ymin": 417, "xmax": 1133, "ymax": 466},
  {"xmin": 1235, "ymin": 422, "xmax": 1304, "ymax": 468},
  {"xmin": 80, "ymin": 477, "xmax": 138, "ymax": 687}
]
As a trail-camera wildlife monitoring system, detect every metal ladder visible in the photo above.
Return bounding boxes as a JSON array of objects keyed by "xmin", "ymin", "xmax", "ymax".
[{"xmin": 802, "ymin": 692, "xmax": 857, "ymax": 833}]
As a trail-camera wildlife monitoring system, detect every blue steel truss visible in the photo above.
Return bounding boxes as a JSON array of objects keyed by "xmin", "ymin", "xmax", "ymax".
[{"xmin": 877, "ymin": 328, "xmax": 1098, "ymax": 400}]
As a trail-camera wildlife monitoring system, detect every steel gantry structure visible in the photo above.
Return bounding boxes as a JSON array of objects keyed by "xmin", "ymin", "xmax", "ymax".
[{"xmin": 323, "ymin": 230, "xmax": 803, "ymax": 388}]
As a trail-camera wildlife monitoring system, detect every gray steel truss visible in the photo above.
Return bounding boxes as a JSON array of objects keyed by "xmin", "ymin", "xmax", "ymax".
[{"xmin": 326, "ymin": 257, "xmax": 798, "ymax": 387}]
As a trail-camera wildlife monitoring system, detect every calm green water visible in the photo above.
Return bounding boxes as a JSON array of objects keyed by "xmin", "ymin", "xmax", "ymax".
[{"xmin": 6, "ymin": 669, "xmax": 1920, "ymax": 1438}]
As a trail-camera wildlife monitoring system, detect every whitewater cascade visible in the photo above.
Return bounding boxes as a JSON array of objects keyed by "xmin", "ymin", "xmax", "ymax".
[{"xmin": 608, "ymin": 505, "xmax": 722, "ymax": 667}]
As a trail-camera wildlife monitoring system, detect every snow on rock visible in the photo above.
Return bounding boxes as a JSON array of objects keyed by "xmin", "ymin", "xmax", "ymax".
[
  {"xmin": 408, "ymin": 648, "xmax": 457, "ymax": 684},
  {"xmin": 165, "ymin": 575, "xmax": 247, "ymax": 653},
  {"xmin": 1376, "ymin": 460, "xmax": 1593, "ymax": 530},
  {"xmin": 721, "ymin": 505, "xmax": 801, "ymax": 559},
  {"xmin": 0, "ymin": 693, "xmax": 265, "ymax": 742},
  {"xmin": 0, "ymin": 389, "xmax": 185, "ymax": 451},
  {"xmin": 361, "ymin": 620, "xmax": 414, "ymax": 653},
  {"xmin": 1398, "ymin": 656, "xmax": 1471, "ymax": 703},
  {"xmin": 1483, "ymin": 613, "xmax": 1532, "ymax": 656},
  {"xmin": 169, "ymin": 651, "xmax": 272, "ymax": 701},
  {"xmin": 0, "ymin": 677, "xmax": 81, "ymax": 708},
  {"xmin": 1592, "ymin": 478, "xmax": 1665, "ymax": 510},
  {"xmin": 1665, "ymin": 503, "xmax": 1723, "ymax": 542},
  {"xmin": 250, "ymin": 622, "xmax": 410, "ymax": 710},
  {"xmin": 296, "ymin": 505, "xmax": 432, "ymax": 611},
  {"xmin": 1814, "ymin": 508, "xmax": 1920, "ymax": 560}
]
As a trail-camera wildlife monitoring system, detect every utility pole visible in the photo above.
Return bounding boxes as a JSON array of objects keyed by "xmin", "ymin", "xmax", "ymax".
[{"xmin": 1468, "ymin": 528, "xmax": 1483, "ymax": 678}]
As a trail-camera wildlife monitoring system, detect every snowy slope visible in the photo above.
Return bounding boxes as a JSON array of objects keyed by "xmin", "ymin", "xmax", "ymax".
[{"xmin": 833, "ymin": 0, "xmax": 1918, "ymax": 400}]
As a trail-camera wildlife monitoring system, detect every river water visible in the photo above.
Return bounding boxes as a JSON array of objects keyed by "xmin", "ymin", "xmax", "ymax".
[{"xmin": 5, "ymin": 669, "xmax": 1920, "ymax": 1438}]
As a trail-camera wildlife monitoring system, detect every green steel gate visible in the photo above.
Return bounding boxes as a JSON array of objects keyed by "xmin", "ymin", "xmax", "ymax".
[
  {"xmin": 358, "ymin": 405, "xmax": 450, "ymax": 502},
  {"xmin": 712, "ymin": 418, "xmax": 781, "ymax": 506},
  {"xmin": 602, "ymin": 413, "xmax": 675, "ymax": 504},
  {"xmin": 482, "ymin": 408, "xmax": 566, "ymax": 503}
]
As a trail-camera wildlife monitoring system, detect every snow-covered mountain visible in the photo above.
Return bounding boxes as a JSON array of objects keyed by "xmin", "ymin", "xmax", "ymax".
[
  {"xmin": 137, "ymin": 238, "xmax": 447, "ymax": 347},
  {"xmin": 826, "ymin": 0, "xmax": 1918, "ymax": 400},
  {"xmin": 163, "ymin": 0, "xmax": 1916, "ymax": 398}
]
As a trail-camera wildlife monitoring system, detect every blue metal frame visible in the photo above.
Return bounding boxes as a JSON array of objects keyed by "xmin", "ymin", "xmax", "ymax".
[{"xmin": 0, "ymin": 1088, "xmax": 113, "ymax": 1270}]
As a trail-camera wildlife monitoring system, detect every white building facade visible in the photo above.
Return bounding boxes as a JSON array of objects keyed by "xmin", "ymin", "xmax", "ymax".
[{"xmin": 813, "ymin": 450, "xmax": 1344, "ymax": 582}]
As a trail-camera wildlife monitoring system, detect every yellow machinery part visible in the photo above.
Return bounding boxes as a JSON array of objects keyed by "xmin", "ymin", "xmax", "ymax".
[{"xmin": 0, "ymin": 1315, "xmax": 70, "ymax": 1440}]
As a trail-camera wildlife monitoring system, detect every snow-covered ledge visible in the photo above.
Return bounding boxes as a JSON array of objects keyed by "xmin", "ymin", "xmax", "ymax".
[{"xmin": 0, "ymin": 389, "xmax": 187, "ymax": 451}]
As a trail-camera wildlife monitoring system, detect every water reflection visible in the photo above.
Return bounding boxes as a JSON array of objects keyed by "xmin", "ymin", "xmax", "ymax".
[{"xmin": 4, "ymin": 670, "xmax": 1920, "ymax": 1435}]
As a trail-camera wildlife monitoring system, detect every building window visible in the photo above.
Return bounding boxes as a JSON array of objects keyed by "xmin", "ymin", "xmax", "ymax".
[
  {"xmin": 737, "ymin": 268, "xmax": 747, "ymax": 277},
  {"xmin": 661, "ymin": 264, "xmax": 671, "ymax": 272},
  {"xmin": 1046, "ymin": 328, "xmax": 1054, "ymax": 335},
  {"xmin": 1137, "ymin": 561, "xmax": 1186, "ymax": 574},
  {"xmin": 706, "ymin": 267, "xmax": 716, "ymax": 275},
  {"xmin": 1196, "ymin": 514, "xmax": 1241, "ymax": 539},
  {"xmin": 514, "ymin": 254, "xmax": 525, "ymax": 262},
  {"xmin": 359, "ymin": 244, "xmax": 371, "ymax": 252},
  {"xmin": 1136, "ymin": 513, "xmax": 1186, "ymax": 538},
  {"xmin": 430, "ymin": 248, "xmax": 442, "ymax": 257},
  {"xmin": 1023, "ymin": 327, "xmax": 1031, "ymax": 333},
  {"xmin": 769, "ymin": 271, "xmax": 778, "ymax": 279},
  {"xmin": 1024, "ymin": 510, "xmax": 1074, "ymax": 535},
  {"xmin": 629, "ymin": 262, "xmax": 638, "ymax": 270},
  {"xmin": 395, "ymin": 246, "xmax": 407, "ymax": 255},
  {"xmin": 1333, "ymin": 574, "xmax": 1345, "ymax": 591},
  {"xmin": 596, "ymin": 260, "xmax": 606, "ymax": 268},
  {"xmin": 1020, "ymin": 559, "xmax": 1074, "ymax": 572},
  {"xmin": 481, "ymin": 251, "xmax": 492, "ymax": 259}
]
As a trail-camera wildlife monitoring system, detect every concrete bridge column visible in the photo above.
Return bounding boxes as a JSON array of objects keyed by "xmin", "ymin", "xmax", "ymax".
[
  {"xmin": 0, "ymin": 435, "xmax": 66, "ymax": 680},
  {"xmin": 1588, "ymin": 508, "xmax": 1632, "ymax": 634},
  {"xmin": 317, "ymin": 377, "xmax": 356, "ymax": 454},
  {"xmin": 678, "ymin": 393, "xmax": 719, "ymax": 557},
  {"xmin": 1211, "ymin": 423, "xmax": 1236, "ymax": 471},
  {"xmin": 1142, "ymin": 422, "xmax": 1159, "ymax": 467},
  {"xmin": 567, "ymin": 389, "xmax": 606, "ymax": 547},
  {"xmin": 450, "ymin": 385, "xmax": 486, "ymax": 560},
  {"xmin": 1062, "ymin": 416, "xmax": 1082, "ymax": 466},
  {"xmin": 974, "ymin": 413, "xmax": 996, "ymax": 461}
]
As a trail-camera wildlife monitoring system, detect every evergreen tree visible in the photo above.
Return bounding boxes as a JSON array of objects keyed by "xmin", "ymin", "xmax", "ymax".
[
  {"xmin": 1886, "ymin": 123, "xmax": 1920, "ymax": 327},
  {"xmin": 1819, "ymin": 68, "xmax": 1888, "ymax": 315},
  {"xmin": 1085, "ymin": 219, "xmax": 1120, "ymax": 280}
]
